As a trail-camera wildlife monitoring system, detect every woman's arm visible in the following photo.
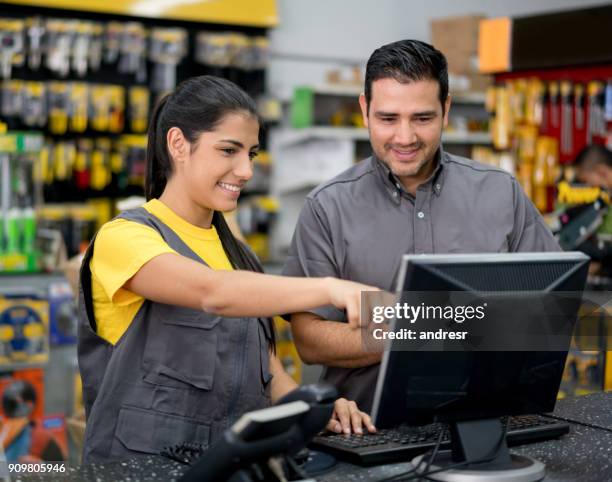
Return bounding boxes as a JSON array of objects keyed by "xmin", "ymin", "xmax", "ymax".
[
  {"xmin": 268, "ymin": 352, "xmax": 376, "ymax": 435},
  {"xmin": 124, "ymin": 253, "xmax": 373, "ymax": 325},
  {"xmin": 269, "ymin": 352, "xmax": 299, "ymax": 403}
]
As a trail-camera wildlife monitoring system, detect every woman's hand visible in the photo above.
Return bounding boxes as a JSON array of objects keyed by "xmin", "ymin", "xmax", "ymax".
[
  {"xmin": 325, "ymin": 278, "xmax": 378, "ymax": 329},
  {"xmin": 326, "ymin": 398, "xmax": 376, "ymax": 435}
]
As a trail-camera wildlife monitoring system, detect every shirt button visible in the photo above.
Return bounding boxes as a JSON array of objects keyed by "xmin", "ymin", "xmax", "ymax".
[
  {"xmin": 393, "ymin": 192, "xmax": 398, "ymax": 197},
  {"xmin": 435, "ymin": 184, "xmax": 441, "ymax": 190},
  {"xmin": 417, "ymin": 211, "xmax": 425, "ymax": 219}
]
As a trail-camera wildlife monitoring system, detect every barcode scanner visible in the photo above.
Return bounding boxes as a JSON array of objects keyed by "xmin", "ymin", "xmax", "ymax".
[{"xmin": 179, "ymin": 384, "xmax": 338, "ymax": 482}]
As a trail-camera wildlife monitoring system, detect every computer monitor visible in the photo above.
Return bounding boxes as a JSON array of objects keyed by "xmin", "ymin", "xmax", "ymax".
[{"xmin": 370, "ymin": 252, "xmax": 589, "ymax": 482}]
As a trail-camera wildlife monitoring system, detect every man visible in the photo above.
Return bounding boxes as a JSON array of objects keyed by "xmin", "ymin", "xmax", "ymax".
[
  {"xmin": 574, "ymin": 144, "xmax": 612, "ymax": 189},
  {"xmin": 572, "ymin": 144, "xmax": 612, "ymax": 275},
  {"xmin": 282, "ymin": 40, "xmax": 560, "ymax": 413}
]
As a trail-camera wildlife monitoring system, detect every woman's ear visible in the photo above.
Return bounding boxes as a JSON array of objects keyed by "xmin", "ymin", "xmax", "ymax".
[{"xmin": 167, "ymin": 127, "xmax": 189, "ymax": 164}]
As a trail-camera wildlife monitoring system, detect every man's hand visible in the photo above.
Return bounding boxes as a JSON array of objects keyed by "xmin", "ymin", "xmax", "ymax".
[{"xmin": 326, "ymin": 398, "xmax": 376, "ymax": 435}]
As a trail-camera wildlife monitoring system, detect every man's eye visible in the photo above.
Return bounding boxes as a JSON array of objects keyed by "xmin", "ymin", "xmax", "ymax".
[
  {"xmin": 380, "ymin": 117, "xmax": 395, "ymax": 123},
  {"xmin": 416, "ymin": 117, "xmax": 433, "ymax": 123}
]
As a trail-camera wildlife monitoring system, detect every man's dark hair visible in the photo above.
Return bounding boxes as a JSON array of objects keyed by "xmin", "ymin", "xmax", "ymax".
[
  {"xmin": 574, "ymin": 144, "xmax": 612, "ymax": 170},
  {"xmin": 364, "ymin": 39, "xmax": 449, "ymax": 113}
]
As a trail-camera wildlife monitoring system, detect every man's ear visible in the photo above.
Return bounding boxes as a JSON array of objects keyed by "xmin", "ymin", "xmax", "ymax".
[
  {"xmin": 359, "ymin": 93, "xmax": 369, "ymax": 128},
  {"xmin": 167, "ymin": 127, "xmax": 188, "ymax": 163},
  {"xmin": 443, "ymin": 94, "xmax": 451, "ymax": 128}
]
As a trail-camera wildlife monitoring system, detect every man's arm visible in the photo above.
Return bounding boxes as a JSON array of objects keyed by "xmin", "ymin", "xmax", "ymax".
[
  {"xmin": 509, "ymin": 178, "xmax": 562, "ymax": 252},
  {"xmin": 291, "ymin": 311, "xmax": 381, "ymax": 368}
]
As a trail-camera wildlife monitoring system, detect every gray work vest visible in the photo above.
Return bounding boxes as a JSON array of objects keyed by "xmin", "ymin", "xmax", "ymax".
[{"xmin": 77, "ymin": 208, "xmax": 272, "ymax": 463}]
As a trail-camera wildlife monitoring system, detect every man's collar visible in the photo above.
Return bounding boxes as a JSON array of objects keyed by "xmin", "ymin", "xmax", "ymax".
[{"xmin": 373, "ymin": 146, "xmax": 447, "ymax": 204}]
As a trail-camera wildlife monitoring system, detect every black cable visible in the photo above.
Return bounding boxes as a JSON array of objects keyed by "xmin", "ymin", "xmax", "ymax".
[
  {"xmin": 285, "ymin": 455, "xmax": 309, "ymax": 479},
  {"xmin": 377, "ymin": 419, "xmax": 510, "ymax": 482},
  {"xmin": 416, "ymin": 428, "xmax": 445, "ymax": 482},
  {"xmin": 539, "ymin": 413, "xmax": 612, "ymax": 434}
]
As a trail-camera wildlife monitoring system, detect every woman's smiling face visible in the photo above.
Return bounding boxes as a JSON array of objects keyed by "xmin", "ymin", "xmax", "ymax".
[{"xmin": 179, "ymin": 111, "xmax": 260, "ymax": 213}]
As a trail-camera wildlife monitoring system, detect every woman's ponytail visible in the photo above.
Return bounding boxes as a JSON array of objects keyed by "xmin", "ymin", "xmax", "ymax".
[
  {"xmin": 145, "ymin": 94, "xmax": 171, "ymax": 201},
  {"xmin": 212, "ymin": 212, "xmax": 277, "ymax": 353}
]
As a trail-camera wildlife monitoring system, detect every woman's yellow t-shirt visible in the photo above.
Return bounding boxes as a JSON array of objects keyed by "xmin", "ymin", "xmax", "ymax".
[{"xmin": 90, "ymin": 199, "xmax": 233, "ymax": 345}]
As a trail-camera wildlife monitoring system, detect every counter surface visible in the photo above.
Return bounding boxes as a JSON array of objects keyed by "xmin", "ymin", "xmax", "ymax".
[{"xmin": 14, "ymin": 392, "xmax": 612, "ymax": 481}]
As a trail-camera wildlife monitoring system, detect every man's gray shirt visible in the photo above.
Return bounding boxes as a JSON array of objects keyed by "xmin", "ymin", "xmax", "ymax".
[{"xmin": 282, "ymin": 149, "xmax": 561, "ymax": 412}]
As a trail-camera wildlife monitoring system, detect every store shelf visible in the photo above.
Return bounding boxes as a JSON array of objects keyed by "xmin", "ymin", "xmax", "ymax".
[
  {"xmin": 443, "ymin": 131, "xmax": 492, "ymax": 144},
  {"xmin": 298, "ymin": 84, "xmax": 486, "ymax": 105},
  {"xmin": 276, "ymin": 126, "xmax": 492, "ymax": 145},
  {"xmin": 0, "ymin": 131, "xmax": 44, "ymax": 153}
]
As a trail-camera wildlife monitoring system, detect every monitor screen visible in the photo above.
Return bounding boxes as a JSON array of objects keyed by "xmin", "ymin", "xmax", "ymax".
[{"xmin": 371, "ymin": 252, "xmax": 589, "ymax": 428}]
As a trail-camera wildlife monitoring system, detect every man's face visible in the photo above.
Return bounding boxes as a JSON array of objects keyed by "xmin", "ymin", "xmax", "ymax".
[
  {"xmin": 359, "ymin": 78, "xmax": 450, "ymax": 188},
  {"xmin": 576, "ymin": 165, "xmax": 612, "ymax": 190}
]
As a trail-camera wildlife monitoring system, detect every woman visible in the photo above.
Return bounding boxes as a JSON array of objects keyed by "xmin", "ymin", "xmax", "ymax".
[{"xmin": 78, "ymin": 76, "xmax": 376, "ymax": 463}]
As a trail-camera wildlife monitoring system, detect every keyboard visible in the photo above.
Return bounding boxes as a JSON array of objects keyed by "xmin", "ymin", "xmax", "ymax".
[{"xmin": 310, "ymin": 414, "xmax": 569, "ymax": 465}]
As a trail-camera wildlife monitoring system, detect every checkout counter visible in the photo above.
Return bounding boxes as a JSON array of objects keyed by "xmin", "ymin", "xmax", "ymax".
[{"xmin": 12, "ymin": 392, "xmax": 611, "ymax": 482}]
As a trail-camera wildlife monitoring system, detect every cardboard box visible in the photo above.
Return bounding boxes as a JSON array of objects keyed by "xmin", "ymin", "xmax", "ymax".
[{"xmin": 431, "ymin": 14, "xmax": 486, "ymax": 74}]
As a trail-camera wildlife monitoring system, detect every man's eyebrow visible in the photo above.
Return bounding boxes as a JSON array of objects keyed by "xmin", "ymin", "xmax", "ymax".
[
  {"xmin": 374, "ymin": 111, "xmax": 398, "ymax": 117},
  {"xmin": 412, "ymin": 110, "xmax": 438, "ymax": 117}
]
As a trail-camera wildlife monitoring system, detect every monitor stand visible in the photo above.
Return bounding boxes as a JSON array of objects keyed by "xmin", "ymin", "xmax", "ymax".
[{"xmin": 411, "ymin": 418, "xmax": 545, "ymax": 482}]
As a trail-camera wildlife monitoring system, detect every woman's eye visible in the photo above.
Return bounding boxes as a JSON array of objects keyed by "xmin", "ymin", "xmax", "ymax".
[
  {"xmin": 249, "ymin": 151, "xmax": 258, "ymax": 160},
  {"xmin": 222, "ymin": 148, "xmax": 236, "ymax": 155}
]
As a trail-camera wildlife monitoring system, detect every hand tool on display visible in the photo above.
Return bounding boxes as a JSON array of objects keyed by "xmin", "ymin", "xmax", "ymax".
[
  {"xmin": 540, "ymin": 83, "xmax": 549, "ymax": 132},
  {"xmin": 128, "ymin": 86, "xmax": 149, "ymax": 133},
  {"xmin": 512, "ymin": 78, "xmax": 527, "ymax": 125},
  {"xmin": 45, "ymin": 19, "xmax": 72, "ymax": 78},
  {"xmin": 90, "ymin": 138, "xmax": 111, "ymax": 191},
  {"xmin": 90, "ymin": 84, "xmax": 110, "ymax": 132},
  {"xmin": 195, "ymin": 31, "xmax": 234, "ymax": 70},
  {"xmin": 108, "ymin": 85, "xmax": 125, "ymax": 133},
  {"xmin": 74, "ymin": 138, "xmax": 92, "ymax": 191},
  {"xmin": 492, "ymin": 86, "xmax": 510, "ymax": 150},
  {"xmin": 549, "ymin": 81, "xmax": 560, "ymax": 128},
  {"xmin": 104, "ymin": 21, "xmax": 122, "ymax": 64},
  {"xmin": 71, "ymin": 21, "xmax": 92, "ymax": 77},
  {"xmin": 118, "ymin": 22, "xmax": 147, "ymax": 83},
  {"xmin": 88, "ymin": 23, "xmax": 104, "ymax": 72},
  {"xmin": 1, "ymin": 80, "xmax": 23, "ymax": 120},
  {"xmin": 53, "ymin": 141, "xmax": 76, "ymax": 198},
  {"xmin": 525, "ymin": 78, "xmax": 543, "ymax": 126},
  {"xmin": 587, "ymin": 81, "xmax": 606, "ymax": 143},
  {"xmin": 533, "ymin": 140, "xmax": 546, "ymax": 212},
  {"xmin": 110, "ymin": 138, "xmax": 126, "ymax": 192},
  {"xmin": 48, "ymin": 82, "xmax": 70, "ymax": 135},
  {"xmin": 69, "ymin": 82, "xmax": 88, "ymax": 133},
  {"xmin": 232, "ymin": 33, "xmax": 252, "ymax": 77},
  {"xmin": 574, "ymin": 83, "xmax": 585, "ymax": 130},
  {"xmin": 26, "ymin": 17, "xmax": 44, "ymax": 71},
  {"xmin": 0, "ymin": 19, "xmax": 25, "ymax": 79},
  {"xmin": 251, "ymin": 36, "xmax": 270, "ymax": 71},
  {"xmin": 22, "ymin": 82, "xmax": 46, "ymax": 127},
  {"xmin": 149, "ymin": 28, "xmax": 187, "ymax": 93},
  {"xmin": 560, "ymin": 81, "xmax": 573, "ymax": 156}
]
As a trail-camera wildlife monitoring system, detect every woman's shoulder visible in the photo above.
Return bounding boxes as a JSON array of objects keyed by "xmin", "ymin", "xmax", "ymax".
[{"xmin": 94, "ymin": 216, "xmax": 167, "ymax": 255}]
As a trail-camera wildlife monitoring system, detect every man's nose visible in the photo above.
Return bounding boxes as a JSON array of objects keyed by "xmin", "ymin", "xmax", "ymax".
[{"xmin": 394, "ymin": 120, "xmax": 418, "ymax": 146}]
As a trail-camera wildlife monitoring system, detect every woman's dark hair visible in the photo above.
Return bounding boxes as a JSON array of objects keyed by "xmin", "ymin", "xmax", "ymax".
[
  {"xmin": 364, "ymin": 39, "xmax": 449, "ymax": 113},
  {"xmin": 145, "ymin": 75, "xmax": 275, "ymax": 352}
]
